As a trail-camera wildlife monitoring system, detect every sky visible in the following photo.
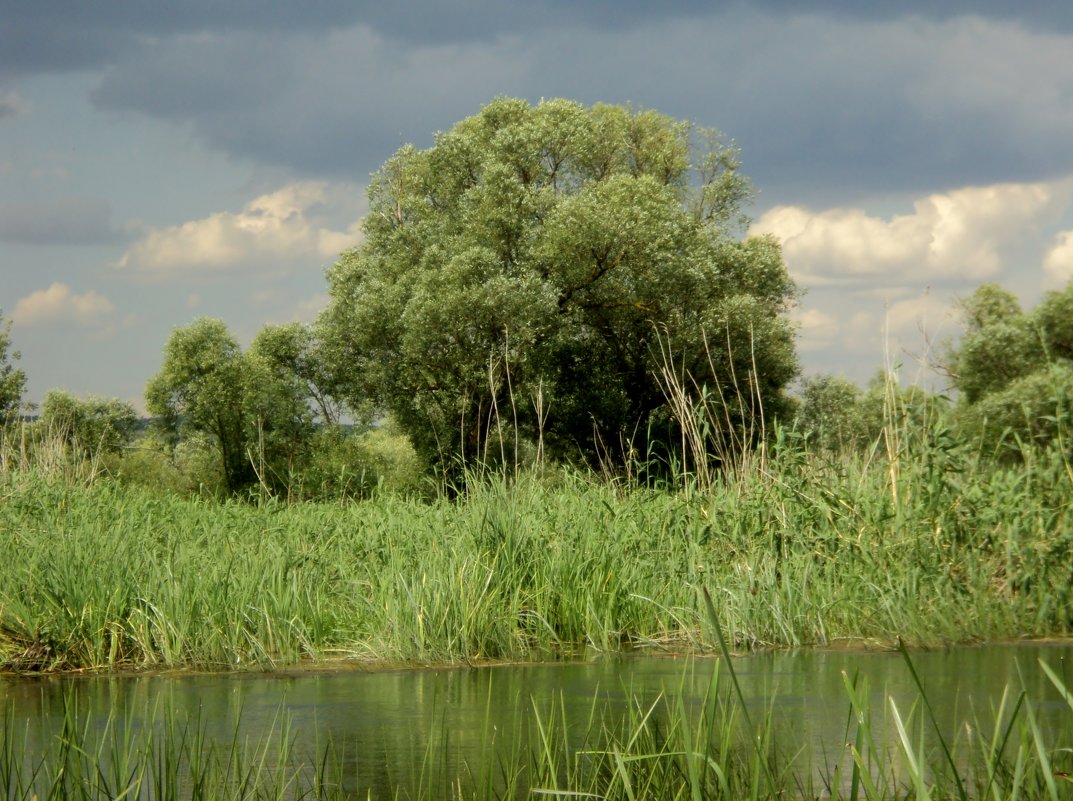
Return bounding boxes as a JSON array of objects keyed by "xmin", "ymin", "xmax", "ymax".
[{"xmin": 4, "ymin": 1, "xmax": 1073, "ymax": 411}]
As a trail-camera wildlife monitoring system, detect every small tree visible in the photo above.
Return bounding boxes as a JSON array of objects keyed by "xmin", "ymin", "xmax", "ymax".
[
  {"xmin": 948, "ymin": 281, "xmax": 1073, "ymax": 458},
  {"xmin": 796, "ymin": 375, "xmax": 861, "ymax": 452},
  {"xmin": 243, "ymin": 348, "xmax": 318, "ymax": 488},
  {"xmin": 248, "ymin": 322, "xmax": 346, "ymax": 425},
  {"xmin": 146, "ymin": 318, "xmax": 314, "ymax": 494},
  {"xmin": 0, "ymin": 311, "xmax": 28, "ymax": 426},
  {"xmin": 951, "ymin": 284, "xmax": 1041, "ymax": 404},
  {"xmin": 39, "ymin": 390, "xmax": 139, "ymax": 456},
  {"xmin": 958, "ymin": 363, "xmax": 1073, "ymax": 457},
  {"xmin": 1035, "ymin": 285, "xmax": 1073, "ymax": 363}
]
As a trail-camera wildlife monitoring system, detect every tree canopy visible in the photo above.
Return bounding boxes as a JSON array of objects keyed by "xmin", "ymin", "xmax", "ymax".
[
  {"xmin": 39, "ymin": 390, "xmax": 139, "ymax": 457},
  {"xmin": 0, "ymin": 311, "xmax": 28, "ymax": 426},
  {"xmin": 949, "ymin": 281, "xmax": 1073, "ymax": 456},
  {"xmin": 320, "ymin": 98, "xmax": 798, "ymax": 469},
  {"xmin": 796, "ymin": 374, "xmax": 861, "ymax": 453},
  {"xmin": 146, "ymin": 318, "xmax": 315, "ymax": 493},
  {"xmin": 250, "ymin": 322, "xmax": 348, "ymax": 427}
]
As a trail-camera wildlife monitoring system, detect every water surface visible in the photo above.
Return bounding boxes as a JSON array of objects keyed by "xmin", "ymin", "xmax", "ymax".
[{"xmin": 3, "ymin": 642, "xmax": 1071, "ymax": 798}]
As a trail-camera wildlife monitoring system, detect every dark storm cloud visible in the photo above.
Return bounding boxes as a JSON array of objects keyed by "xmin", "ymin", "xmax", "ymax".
[
  {"xmin": 741, "ymin": 0, "xmax": 1073, "ymax": 31},
  {"xmin": 0, "ymin": 1, "xmax": 585, "ymax": 75},
  {"xmin": 89, "ymin": 9, "xmax": 1073, "ymax": 204},
  {"xmin": 0, "ymin": 2, "xmax": 361, "ymax": 75},
  {"xmin": 6, "ymin": 0, "xmax": 1073, "ymax": 76},
  {"xmin": 0, "ymin": 197, "xmax": 125, "ymax": 246},
  {"xmin": 89, "ymin": 26, "xmax": 519, "ymax": 179},
  {"xmin": 10, "ymin": 3, "xmax": 1073, "ymax": 205}
]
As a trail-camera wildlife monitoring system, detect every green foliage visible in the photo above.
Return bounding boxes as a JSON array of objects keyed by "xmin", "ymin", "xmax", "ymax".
[
  {"xmin": 145, "ymin": 318, "xmax": 314, "ymax": 494},
  {"xmin": 796, "ymin": 374, "xmax": 861, "ymax": 452},
  {"xmin": 292, "ymin": 422, "xmax": 426, "ymax": 501},
  {"xmin": 959, "ymin": 362, "xmax": 1073, "ymax": 457},
  {"xmin": 0, "ymin": 311, "xmax": 28, "ymax": 426},
  {"xmin": 950, "ymin": 281, "xmax": 1073, "ymax": 457},
  {"xmin": 146, "ymin": 318, "xmax": 252, "ymax": 492},
  {"xmin": 1, "ymin": 421, "xmax": 1070, "ymax": 672},
  {"xmin": 950, "ymin": 284, "xmax": 1042, "ymax": 405},
  {"xmin": 107, "ymin": 432, "xmax": 228, "ymax": 497},
  {"xmin": 248, "ymin": 322, "xmax": 347, "ymax": 425},
  {"xmin": 144, "ymin": 318, "xmax": 424, "ymax": 499},
  {"xmin": 855, "ymin": 371, "xmax": 951, "ymax": 449},
  {"xmin": 320, "ymin": 97, "xmax": 798, "ymax": 471},
  {"xmin": 959, "ymin": 281, "xmax": 1024, "ymax": 333},
  {"xmin": 1036, "ymin": 283, "xmax": 1073, "ymax": 362},
  {"xmin": 794, "ymin": 371, "xmax": 951, "ymax": 457},
  {"xmin": 38, "ymin": 390, "xmax": 139, "ymax": 457}
]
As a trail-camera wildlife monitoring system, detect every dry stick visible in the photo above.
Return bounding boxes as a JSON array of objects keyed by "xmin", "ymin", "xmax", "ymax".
[
  {"xmin": 681, "ymin": 336, "xmax": 710, "ymax": 489},
  {"xmin": 748, "ymin": 322, "xmax": 767, "ymax": 471},
  {"xmin": 702, "ymin": 330, "xmax": 737, "ymax": 467},
  {"xmin": 654, "ymin": 325, "xmax": 699, "ymax": 489},
  {"xmin": 457, "ymin": 390, "xmax": 467, "ymax": 472},
  {"xmin": 880, "ymin": 310, "xmax": 902, "ymax": 507},
  {"xmin": 482, "ymin": 353, "xmax": 507, "ymax": 470},
  {"xmin": 531, "ymin": 379, "xmax": 550, "ymax": 471},
  {"xmin": 502, "ymin": 329, "xmax": 520, "ymax": 476},
  {"xmin": 722, "ymin": 324, "xmax": 748, "ymax": 457},
  {"xmin": 654, "ymin": 323, "xmax": 771, "ymax": 494}
]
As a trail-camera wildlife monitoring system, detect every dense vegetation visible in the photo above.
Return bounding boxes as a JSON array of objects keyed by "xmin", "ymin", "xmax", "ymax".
[
  {"xmin": 0, "ymin": 100, "xmax": 1071, "ymax": 679},
  {"xmin": 1, "ymin": 403, "xmax": 1070, "ymax": 672},
  {"xmin": 950, "ymin": 282, "xmax": 1073, "ymax": 457},
  {"xmin": 796, "ymin": 282, "xmax": 1073, "ymax": 462},
  {"xmin": 319, "ymin": 98, "xmax": 798, "ymax": 471},
  {"xmin": 2, "ymin": 99, "xmax": 1073, "ymax": 801}
]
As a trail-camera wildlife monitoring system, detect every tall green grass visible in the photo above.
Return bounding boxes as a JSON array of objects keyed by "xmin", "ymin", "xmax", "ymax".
[{"xmin": 1, "ymin": 419, "xmax": 1070, "ymax": 671}]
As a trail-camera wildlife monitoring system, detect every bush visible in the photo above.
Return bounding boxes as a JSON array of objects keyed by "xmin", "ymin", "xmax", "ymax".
[
  {"xmin": 39, "ymin": 390, "xmax": 139, "ymax": 457},
  {"xmin": 947, "ymin": 281, "xmax": 1073, "ymax": 458},
  {"xmin": 290, "ymin": 422, "xmax": 427, "ymax": 502},
  {"xmin": 795, "ymin": 375, "xmax": 860, "ymax": 452},
  {"xmin": 957, "ymin": 362, "xmax": 1073, "ymax": 460}
]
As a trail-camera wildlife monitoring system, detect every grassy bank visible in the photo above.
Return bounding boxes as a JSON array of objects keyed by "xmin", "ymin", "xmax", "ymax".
[
  {"xmin": 3, "ymin": 650, "xmax": 1072, "ymax": 800},
  {"xmin": 1, "ymin": 427, "xmax": 1071, "ymax": 672}
]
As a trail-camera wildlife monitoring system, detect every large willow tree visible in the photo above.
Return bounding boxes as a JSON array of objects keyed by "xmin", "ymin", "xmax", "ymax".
[{"xmin": 321, "ymin": 98, "xmax": 798, "ymax": 468}]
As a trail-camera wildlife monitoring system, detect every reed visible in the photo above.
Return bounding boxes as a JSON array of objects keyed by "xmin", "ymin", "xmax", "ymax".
[{"xmin": 0, "ymin": 422, "xmax": 1071, "ymax": 672}]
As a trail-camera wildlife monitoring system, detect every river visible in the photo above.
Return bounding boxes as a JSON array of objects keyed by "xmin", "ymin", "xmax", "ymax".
[{"xmin": 2, "ymin": 642, "xmax": 1071, "ymax": 798}]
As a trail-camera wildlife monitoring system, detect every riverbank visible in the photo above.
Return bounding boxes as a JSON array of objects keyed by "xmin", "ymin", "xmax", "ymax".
[{"xmin": 2, "ymin": 436, "xmax": 1071, "ymax": 674}]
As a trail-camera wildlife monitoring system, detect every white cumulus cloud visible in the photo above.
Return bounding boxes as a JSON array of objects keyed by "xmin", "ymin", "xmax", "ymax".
[
  {"xmin": 292, "ymin": 293, "xmax": 330, "ymax": 323},
  {"xmin": 12, "ymin": 283, "xmax": 115, "ymax": 329},
  {"xmin": 1043, "ymin": 230, "xmax": 1073, "ymax": 288},
  {"xmin": 752, "ymin": 181, "xmax": 1063, "ymax": 285},
  {"xmin": 115, "ymin": 181, "xmax": 364, "ymax": 278},
  {"xmin": 791, "ymin": 289, "xmax": 959, "ymax": 386},
  {"xmin": 884, "ymin": 292, "xmax": 957, "ymax": 350},
  {"xmin": 0, "ymin": 89, "xmax": 26, "ymax": 119},
  {"xmin": 791, "ymin": 307, "xmax": 840, "ymax": 353}
]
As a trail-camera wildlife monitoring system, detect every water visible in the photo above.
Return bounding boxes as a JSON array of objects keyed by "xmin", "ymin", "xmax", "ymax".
[{"xmin": 2, "ymin": 642, "xmax": 1071, "ymax": 798}]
